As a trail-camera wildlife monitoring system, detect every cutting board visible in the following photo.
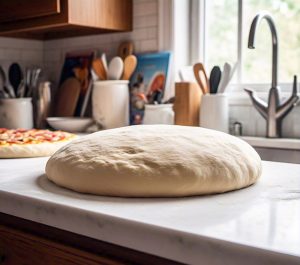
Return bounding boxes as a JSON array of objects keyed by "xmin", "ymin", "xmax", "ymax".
[
  {"xmin": 173, "ymin": 82, "xmax": 202, "ymax": 126},
  {"xmin": 54, "ymin": 78, "xmax": 81, "ymax": 117}
]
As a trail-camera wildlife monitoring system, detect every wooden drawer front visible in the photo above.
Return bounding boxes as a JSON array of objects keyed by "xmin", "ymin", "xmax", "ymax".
[
  {"xmin": 0, "ymin": 225, "xmax": 124, "ymax": 265},
  {"xmin": 0, "ymin": 0, "xmax": 61, "ymax": 23}
]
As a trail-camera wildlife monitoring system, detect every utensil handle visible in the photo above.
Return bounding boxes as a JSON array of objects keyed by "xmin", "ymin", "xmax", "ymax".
[{"xmin": 193, "ymin": 63, "xmax": 210, "ymax": 94}]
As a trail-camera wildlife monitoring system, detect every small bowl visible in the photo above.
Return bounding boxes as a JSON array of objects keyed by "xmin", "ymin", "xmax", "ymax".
[{"xmin": 46, "ymin": 117, "xmax": 94, "ymax": 132}]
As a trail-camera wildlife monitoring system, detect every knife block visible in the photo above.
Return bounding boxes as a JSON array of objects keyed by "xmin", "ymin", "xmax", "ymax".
[{"xmin": 173, "ymin": 82, "xmax": 202, "ymax": 126}]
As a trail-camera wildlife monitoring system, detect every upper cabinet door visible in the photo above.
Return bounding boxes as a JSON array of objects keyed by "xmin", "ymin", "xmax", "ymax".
[
  {"xmin": 0, "ymin": 0, "xmax": 61, "ymax": 23},
  {"xmin": 0, "ymin": 0, "xmax": 132, "ymax": 39}
]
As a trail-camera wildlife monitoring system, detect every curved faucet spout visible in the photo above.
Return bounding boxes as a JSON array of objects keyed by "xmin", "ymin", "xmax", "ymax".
[
  {"xmin": 244, "ymin": 88, "xmax": 268, "ymax": 119},
  {"xmin": 248, "ymin": 12, "xmax": 278, "ymax": 88}
]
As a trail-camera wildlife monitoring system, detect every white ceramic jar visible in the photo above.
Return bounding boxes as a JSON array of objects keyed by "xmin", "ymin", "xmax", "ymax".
[
  {"xmin": 0, "ymin": 98, "xmax": 34, "ymax": 129},
  {"xmin": 143, "ymin": 104, "xmax": 174, "ymax": 125},
  {"xmin": 199, "ymin": 94, "xmax": 229, "ymax": 133},
  {"xmin": 92, "ymin": 80, "xmax": 129, "ymax": 129}
]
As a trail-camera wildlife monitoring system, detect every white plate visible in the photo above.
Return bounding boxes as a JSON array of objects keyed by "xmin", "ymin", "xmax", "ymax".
[{"xmin": 46, "ymin": 117, "xmax": 94, "ymax": 132}]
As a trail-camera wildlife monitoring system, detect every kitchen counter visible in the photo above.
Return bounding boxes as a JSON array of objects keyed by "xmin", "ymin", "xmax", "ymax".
[
  {"xmin": 241, "ymin": 136, "xmax": 300, "ymax": 150},
  {"xmin": 0, "ymin": 158, "xmax": 300, "ymax": 265}
]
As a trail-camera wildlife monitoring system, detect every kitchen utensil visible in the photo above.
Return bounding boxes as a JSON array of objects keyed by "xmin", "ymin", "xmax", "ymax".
[
  {"xmin": 54, "ymin": 77, "xmax": 81, "ymax": 117},
  {"xmin": 193, "ymin": 63, "xmax": 210, "ymax": 94},
  {"xmin": 32, "ymin": 68, "xmax": 41, "ymax": 88},
  {"xmin": 8, "ymin": 63, "xmax": 23, "ymax": 97},
  {"xmin": 73, "ymin": 66, "xmax": 89, "ymax": 99},
  {"xmin": 47, "ymin": 117, "xmax": 94, "ymax": 132},
  {"xmin": 118, "ymin": 41, "xmax": 134, "ymax": 61},
  {"xmin": 80, "ymin": 69, "xmax": 98, "ymax": 117},
  {"xmin": 36, "ymin": 82, "xmax": 51, "ymax": 128},
  {"xmin": 0, "ymin": 68, "xmax": 6, "ymax": 98},
  {"xmin": 25, "ymin": 67, "xmax": 42, "ymax": 97},
  {"xmin": 230, "ymin": 62, "xmax": 238, "ymax": 79},
  {"xmin": 122, "ymin": 55, "xmax": 137, "ymax": 80},
  {"xmin": 101, "ymin": 53, "xmax": 108, "ymax": 73},
  {"xmin": 0, "ymin": 88, "xmax": 9, "ymax": 98},
  {"xmin": 217, "ymin": 63, "xmax": 231, "ymax": 93},
  {"xmin": 0, "ymin": 66, "xmax": 15, "ymax": 98},
  {"xmin": 92, "ymin": 58, "xmax": 107, "ymax": 80},
  {"xmin": 209, "ymin": 66, "xmax": 222, "ymax": 94},
  {"xmin": 108, "ymin": 57, "xmax": 124, "ymax": 80},
  {"xmin": 16, "ymin": 79, "xmax": 26, "ymax": 98},
  {"xmin": 173, "ymin": 82, "xmax": 202, "ymax": 126}
]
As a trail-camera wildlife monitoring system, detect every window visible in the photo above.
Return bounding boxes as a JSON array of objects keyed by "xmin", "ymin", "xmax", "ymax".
[{"xmin": 192, "ymin": 0, "xmax": 300, "ymax": 87}]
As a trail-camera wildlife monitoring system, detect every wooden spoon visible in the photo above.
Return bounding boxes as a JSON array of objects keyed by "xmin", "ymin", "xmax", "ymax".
[
  {"xmin": 92, "ymin": 58, "xmax": 107, "ymax": 80},
  {"xmin": 193, "ymin": 63, "xmax": 210, "ymax": 94},
  {"xmin": 122, "ymin": 55, "xmax": 137, "ymax": 80},
  {"xmin": 118, "ymin": 41, "xmax": 134, "ymax": 61}
]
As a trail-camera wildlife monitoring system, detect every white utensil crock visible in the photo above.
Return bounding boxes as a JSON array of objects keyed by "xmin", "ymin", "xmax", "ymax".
[
  {"xmin": 92, "ymin": 80, "xmax": 129, "ymax": 129},
  {"xmin": 143, "ymin": 104, "xmax": 174, "ymax": 125},
  {"xmin": 0, "ymin": 98, "xmax": 34, "ymax": 129},
  {"xmin": 199, "ymin": 94, "xmax": 229, "ymax": 133}
]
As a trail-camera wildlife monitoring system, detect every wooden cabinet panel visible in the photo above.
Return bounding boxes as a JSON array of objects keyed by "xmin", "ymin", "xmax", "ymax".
[
  {"xmin": 0, "ymin": 0, "xmax": 61, "ymax": 23},
  {"xmin": 0, "ymin": 0, "xmax": 132, "ymax": 39},
  {"xmin": 0, "ymin": 213, "xmax": 182, "ymax": 265},
  {"xmin": 0, "ymin": 225, "xmax": 124, "ymax": 265}
]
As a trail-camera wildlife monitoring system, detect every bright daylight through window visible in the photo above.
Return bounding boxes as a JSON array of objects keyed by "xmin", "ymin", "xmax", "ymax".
[{"xmin": 205, "ymin": 0, "xmax": 300, "ymax": 84}]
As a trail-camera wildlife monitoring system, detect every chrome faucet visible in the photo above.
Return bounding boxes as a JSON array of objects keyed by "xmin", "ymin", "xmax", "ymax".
[{"xmin": 244, "ymin": 12, "xmax": 299, "ymax": 138}]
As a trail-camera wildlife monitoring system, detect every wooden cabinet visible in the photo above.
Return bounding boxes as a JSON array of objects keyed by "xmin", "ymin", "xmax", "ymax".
[
  {"xmin": 0, "ymin": 0, "xmax": 132, "ymax": 39},
  {"xmin": 0, "ymin": 225, "xmax": 121, "ymax": 265},
  {"xmin": 0, "ymin": 213, "xmax": 182, "ymax": 265}
]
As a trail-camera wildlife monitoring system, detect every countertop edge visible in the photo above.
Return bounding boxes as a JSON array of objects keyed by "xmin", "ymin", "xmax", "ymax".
[{"xmin": 1, "ymin": 190, "xmax": 300, "ymax": 265}]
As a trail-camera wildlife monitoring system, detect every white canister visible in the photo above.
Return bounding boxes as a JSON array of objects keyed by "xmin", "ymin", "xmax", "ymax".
[
  {"xmin": 92, "ymin": 80, "xmax": 129, "ymax": 129},
  {"xmin": 143, "ymin": 104, "xmax": 174, "ymax": 125},
  {"xmin": 0, "ymin": 98, "xmax": 34, "ymax": 129},
  {"xmin": 199, "ymin": 94, "xmax": 229, "ymax": 133}
]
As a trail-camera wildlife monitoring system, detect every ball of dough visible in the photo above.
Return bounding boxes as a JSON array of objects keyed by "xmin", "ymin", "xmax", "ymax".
[{"xmin": 46, "ymin": 125, "xmax": 262, "ymax": 197}]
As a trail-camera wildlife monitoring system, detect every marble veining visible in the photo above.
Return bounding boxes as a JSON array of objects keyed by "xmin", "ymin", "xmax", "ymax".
[{"xmin": 0, "ymin": 158, "xmax": 300, "ymax": 265}]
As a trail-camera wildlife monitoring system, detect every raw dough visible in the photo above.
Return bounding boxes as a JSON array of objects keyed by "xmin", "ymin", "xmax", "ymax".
[{"xmin": 46, "ymin": 125, "xmax": 262, "ymax": 197}]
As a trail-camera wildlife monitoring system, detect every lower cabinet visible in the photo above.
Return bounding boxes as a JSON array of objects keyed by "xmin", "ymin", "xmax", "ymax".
[
  {"xmin": 0, "ymin": 213, "xmax": 182, "ymax": 265},
  {"xmin": 0, "ymin": 224, "xmax": 124, "ymax": 265}
]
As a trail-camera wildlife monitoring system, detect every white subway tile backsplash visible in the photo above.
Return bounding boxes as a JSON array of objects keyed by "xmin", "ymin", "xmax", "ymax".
[
  {"xmin": 134, "ymin": 1, "xmax": 157, "ymax": 16},
  {"xmin": 20, "ymin": 50, "xmax": 43, "ymax": 64},
  {"xmin": 229, "ymin": 102, "xmax": 300, "ymax": 138},
  {"xmin": 134, "ymin": 15, "xmax": 158, "ymax": 28},
  {"xmin": 0, "ymin": 37, "xmax": 43, "ymax": 50},
  {"xmin": 140, "ymin": 39, "xmax": 157, "ymax": 52}
]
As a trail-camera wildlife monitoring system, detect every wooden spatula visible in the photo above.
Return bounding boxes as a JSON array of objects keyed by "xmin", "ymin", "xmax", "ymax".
[
  {"xmin": 193, "ymin": 63, "xmax": 210, "ymax": 94},
  {"xmin": 54, "ymin": 77, "xmax": 81, "ymax": 117},
  {"xmin": 92, "ymin": 58, "xmax": 107, "ymax": 80},
  {"xmin": 122, "ymin": 55, "xmax": 137, "ymax": 80}
]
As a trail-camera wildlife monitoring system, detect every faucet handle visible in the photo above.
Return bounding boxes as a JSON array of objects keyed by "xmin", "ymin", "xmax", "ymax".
[{"xmin": 292, "ymin": 75, "xmax": 297, "ymax": 96}]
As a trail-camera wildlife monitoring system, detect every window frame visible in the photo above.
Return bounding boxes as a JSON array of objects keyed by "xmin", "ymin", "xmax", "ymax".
[{"xmin": 190, "ymin": 0, "xmax": 299, "ymax": 95}]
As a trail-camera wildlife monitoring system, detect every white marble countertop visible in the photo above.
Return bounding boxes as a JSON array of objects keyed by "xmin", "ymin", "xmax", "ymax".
[
  {"xmin": 240, "ymin": 136, "xmax": 300, "ymax": 150},
  {"xmin": 0, "ymin": 158, "xmax": 300, "ymax": 265}
]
